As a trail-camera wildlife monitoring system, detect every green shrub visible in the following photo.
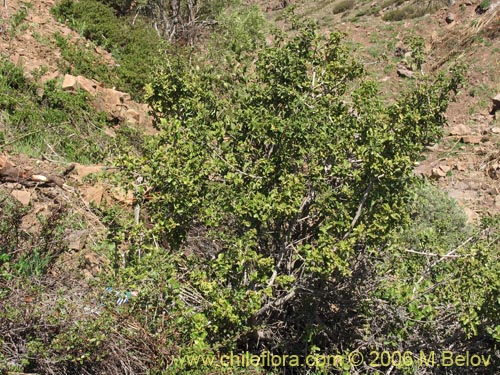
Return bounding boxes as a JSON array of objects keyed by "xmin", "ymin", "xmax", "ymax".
[
  {"xmin": 212, "ymin": 4, "xmax": 266, "ymax": 57},
  {"xmin": 368, "ymin": 182, "xmax": 500, "ymax": 360},
  {"xmin": 383, "ymin": 4, "xmax": 420, "ymax": 21},
  {"xmin": 118, "ymin": 20, "xmax": 463, "ymax": 360},
  {"xmin": 0, "ymin": 189, "xmax": 68, "ymax": 278},
  {"xmin": 479, "ymin": 0, "xmax": 491, "ymax": 11},
  {"xmin": 382, "ymin": 0, "xmax": 450, "ymax": 21},
  {"xmin": 52, "ymin": 0, "xmax": 164, "ymax": 99},
  {"xmin": 54, "ymin": 32, "xmax": 117, "ymax": 86},
  {"xmin": 11, "ymin": 8, "xmax": 27, "ymax": 30},
  {"xmin": 406, "ymin": 34, "xmax": 426, "ymax": 70},
  {"xmin": 0, "ymin": 191, "xmax": 27, "ymax": 262}
]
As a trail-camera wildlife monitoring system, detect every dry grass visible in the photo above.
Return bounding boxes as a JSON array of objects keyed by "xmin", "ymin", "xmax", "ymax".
[
  {"xmin": 383, "ymin": 0, "xmax": 450, "ymax": 21},
  {"xmin": 332, "ymin": 0, "xmax": 356, "ymax": 14},
  {"xmin": 431, "ymin": 9, "xmax": 499, "ymax": 70}
]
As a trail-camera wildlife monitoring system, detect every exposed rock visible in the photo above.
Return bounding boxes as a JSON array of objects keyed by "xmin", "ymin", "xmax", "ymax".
[
  {"xmin": 76, "ymin": 75, "xmax": 99, "ymax": 95},
  {"xmin": 95, "ymin": 88, "xmax": 129, "ymax": 122},
  {"xmin": 73, "ymin": 164, "xmax": 104, "ymax": 182},
  {"xmin": 82, "ymin": 185, "xmax": 105, "ymax": 206},
  {"xmin": 461, "ymin": 135, "xmax": 483, "ymax": 144},
  {"xmin": 449, "ymin": 124, "xmax": 469, "ymax": 136},
  {"xmin": 440, "ymin": 165, "xmax": 452, "ymax": 174},
  {"xmin": 125, "ymin": 108, "xmax": 140, "ymax": 124},
  {"xmin": 11, "ymin": 189, "xmax": 31, "ymax": 206},
  {"xmin": 446, "ymin": 13, "xmax": 455, "ymax": 24},
  {"xmin": 414, "ymin": 163, "xmax": 434, "ymax": 177},
  {"xmin": 62, "ymin": 74, "xmax": 78, "ymax": 91},
  {"xmin": 431, "ymin": 168, "xmax": 446, "ymax": 178},
  {"xmin": 0, "ymin": 155, "xmax": 7, "ymax": 169},
  {"xmin": 431, "ymin": 165, "xmax": 451, "ymax": 178},
  {"xmin": 66, "ymin": 230, "xmax": 89, "ymax": 251},
  {"xmin": 82, "ymin": 251, "xmax": 109, "ymax": 278},
  {"xmin": 104, "ymin": 127, "xmax": 117, "ymax": 138},
  {"xmin": 490, "ymin": 127, "xmax": 500, "ymax": 134},
  {"xmin": 10, "ymin": 53, "xmax": 26, "ymax": 68},
  {"xmin": 110, "ymin": 187, "xmax": 134, "ymax": 205},
  {"xmin": 397, "ymin": 67, "xmax": 414, "ymax": 78},
  {"xmin": 454, "ymin": 162, "xmax": 468, "ymax": 171},
  {"xmin": 463, "ymin": 207, "xmax": 478, "ymax": 224},
  {"xmin": 59, "ymin": 75, "xmax": 152, "ymax": 128}
]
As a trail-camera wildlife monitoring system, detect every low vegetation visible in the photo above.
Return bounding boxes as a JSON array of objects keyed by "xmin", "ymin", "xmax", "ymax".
[
  {"xmin": 1, "ymin": 1, "xmax": 499, "ymax": 374},
  {"xmin": 332, "ymin": 0, "xmax": 355, "ymax": 15},
  {"xmin": 0, "ymin": 59, "xmax": 113, "ymax": 163},
  {"xmin": 52, "ymin": 0, "xmax": 165, "ymax": 99},
  {"xmin": 383, "ymin": 0, "xmax": 450, "ymax": 21},
  {"xmin": 54, "ymin": 32, "xmax": 118, "ymax": 88}
]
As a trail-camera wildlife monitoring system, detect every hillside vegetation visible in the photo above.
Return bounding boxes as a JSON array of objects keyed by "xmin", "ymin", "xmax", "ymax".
[{"xmin": 1, "ymin": 0, "xmax": 499, "ymax": 374}]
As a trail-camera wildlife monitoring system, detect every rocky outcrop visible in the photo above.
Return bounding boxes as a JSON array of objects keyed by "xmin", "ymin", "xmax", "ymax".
[
  {"xmin": 397, "ymin": 67, "xmax": 414, "ymax": 78},
  {"xmin": 61, "ymin": 74, "xmax": 152, "ymax": 128}
]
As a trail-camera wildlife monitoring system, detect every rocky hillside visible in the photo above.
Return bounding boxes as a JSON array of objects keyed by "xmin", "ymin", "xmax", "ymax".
[
  {"xmin": 0, "ymin": 0, "xmax": 499, "ymax": 374},
  {"xmin": 0, "ymin": 0, "xmax": 154, "ymax": 281}
]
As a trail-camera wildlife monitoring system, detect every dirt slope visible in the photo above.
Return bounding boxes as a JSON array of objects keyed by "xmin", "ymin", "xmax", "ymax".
[{"xmin": 0, "ymin": 0, "xmax": 114, "ymax": 80}]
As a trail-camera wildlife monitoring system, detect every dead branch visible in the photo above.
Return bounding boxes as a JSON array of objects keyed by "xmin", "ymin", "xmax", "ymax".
[{"xmin": 0, "ymin": 155, "xmax": 69, "ymax": 189}]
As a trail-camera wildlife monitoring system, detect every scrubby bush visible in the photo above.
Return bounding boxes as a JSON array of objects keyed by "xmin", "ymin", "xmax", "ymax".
[
  {"xmin": 382, "ymin": 0, "xmax": 450, "ymax": 21},
  {"xmin": 211, "ymin": 4, "xmax": 266, "ymax": 58},
  {"xmin": 364, "ymin": 182, "xmax": 500, "ymax": 372},
  {"xmin": 116, "ymin": 19, "xmax": 465, "ymax": 370},
  {"xmin": 0, "ymin": 190, "xmax": 68, "ymax": 278},
  {"xmin": 54, "ymin": 32, "xmax": 118, "ymax": 86}
]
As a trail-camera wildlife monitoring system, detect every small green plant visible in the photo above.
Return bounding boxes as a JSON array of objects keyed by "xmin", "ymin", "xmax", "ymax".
[
  {"xmin": 212, "ymin": 4, "xmax": 266, "ymax": 58},
  {"xmin": 479, "ymin": 0, "xmax": 491, "ymax": 11},
  {"xmin": 406, "ymin": 35, "xmax": 426, "ymax": 71},
  {"xmin": 371, "ymin": 182, "xmax": 500, "ymax": 351},
  {"xmin": 0, "ymin": 59, "xmax": 115, "ymax": 163},
  {"xmin": 382, "ymin": 1, "xmax": 448, "ymax": 21},
  {"xmin": 0, "ymin": 190, "xmax": 68, "ymax": 278},
  {"xmin": 54, "ymin": 32, "xmax": 116, "ymax": 86},
  {"xmin": 11, "ymin": 8, "xmax": 27, "ymax": 29},
  {"xmin": 383, "ymin": 5, "xmax": 418, "ymax": 21}
]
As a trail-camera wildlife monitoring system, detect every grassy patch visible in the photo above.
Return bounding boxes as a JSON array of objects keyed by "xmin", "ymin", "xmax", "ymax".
[
  {"xmin": 54, "ymin": 32, "xmax": 117, "ymax": 86},
  {"xmin": 0, "ymin": 59, "xmax": 114, "ymax": 163},
  {"xmin": 0, "ymin": 189, "xmax": 69, "ymax": 278},
  {"xmin": 383, "ymin": 0, "xmax": 449, "ymax": 21}
]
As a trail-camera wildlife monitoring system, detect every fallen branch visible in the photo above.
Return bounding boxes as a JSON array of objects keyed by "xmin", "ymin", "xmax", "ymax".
[{"xmin": 0, "ymin": 155, "xmax": 71, "ymax": 190}]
